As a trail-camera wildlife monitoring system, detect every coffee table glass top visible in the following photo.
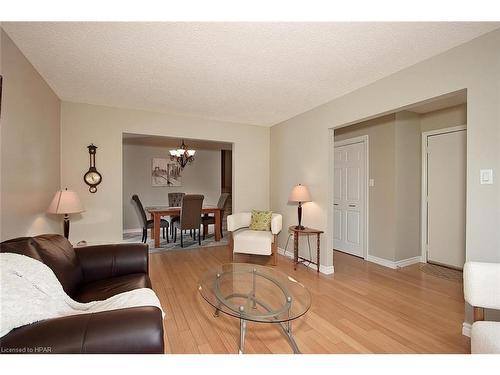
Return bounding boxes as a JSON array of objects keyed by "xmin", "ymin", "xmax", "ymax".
[{"xmin": 198, "ymin": 263, "xmax": 311, "ymax": 323}]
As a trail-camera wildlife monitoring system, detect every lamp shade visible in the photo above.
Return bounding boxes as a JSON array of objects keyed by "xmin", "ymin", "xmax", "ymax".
[
  {"xmin": 288, "ymin": 184, "xmax": 312, "ymax": 203},
  {"xmin": 47, "ymin": 189, "xmax": 84, "ymax": 214}
]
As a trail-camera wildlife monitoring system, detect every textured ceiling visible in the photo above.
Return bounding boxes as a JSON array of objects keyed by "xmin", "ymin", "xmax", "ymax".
[{"xmin": 3, "ymin": 22, "xmax": 499, "ymax": 126}]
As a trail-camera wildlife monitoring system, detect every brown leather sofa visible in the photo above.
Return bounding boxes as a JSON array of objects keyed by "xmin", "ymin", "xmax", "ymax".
[{"xmin": 0, "ymin": 234, "xmax": 164, "ymax": 354}]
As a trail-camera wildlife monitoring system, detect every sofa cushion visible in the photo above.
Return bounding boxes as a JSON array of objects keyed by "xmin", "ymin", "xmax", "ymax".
[
  {"xmin": 0, "ymin": 235, "xmax": 84, "ymax": 297},
  {"xmin": 31, "ymin": 234, "xmax": 84, "ymax": 297},
  {"xmin": 249, "ymin": 210, "xmax": 273, "ymax": 231},
  {"xmin": 471, "ymin": 321, "xmax": 500, "ymax": 354},
  {"xmin": 0, "ymin": 237, "xmax": 43, "ymax": 262},
  {"xmin": 233, "ymin": 228, "xmax": 274, "ymax": 256},
  {"xmin": 75, "ymin": 273, "xmax": 152, "ymax": 303}
]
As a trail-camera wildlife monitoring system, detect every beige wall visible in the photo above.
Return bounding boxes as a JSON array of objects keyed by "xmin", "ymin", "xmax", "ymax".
[
  {"xmin": 0, "ymin": 30, "xmax": 61, "ymax": 240},
  {"xmin": 60, "ymin": 102, "xmax": 269, "ymax": 243},
  {"xmin": 271, "ymin": 28, "xmax": 500, "ymax": 284},
  {"xmin": 333, "ymin": 106, "xmax": 467, "ymax": 263},
  {"xmin": 1, "ymin": 27, "xmax": 3, "ymax": 237},
  {"xmin": 420, "ymin": 104, "xmax": 467, "ymax": 132},
  {"xmin": 394, "ymin": 111, "xmax": 421, "ymax": 261},
  {"xmin": 123, "ymin": 144, "xmax": 222, "ymax": 230},
  {"xmin": 334, "ymin": 112, "xmax": 421, "ymax": 263}
]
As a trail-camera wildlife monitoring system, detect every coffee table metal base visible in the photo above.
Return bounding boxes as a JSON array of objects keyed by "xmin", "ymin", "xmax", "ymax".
[
  {"xmin": 278, "ymin": 320, "xmax": 300, "ymax": 354},
  {"xmin": 212, "ymin": 268, "xmax": 303, "ymax": 354},
  {"xmin": 239, "ymin": 318, "xmax": 246, "ymax": 354},
  {"xmin": 215, "ymin": 308, "xmax": 301, "ymax": 354}
]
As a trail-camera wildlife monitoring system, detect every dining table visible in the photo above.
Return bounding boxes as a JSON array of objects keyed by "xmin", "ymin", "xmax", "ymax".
[{"xmin": 145, "ymin": 205, "xmax": 223, "ymax": 248}]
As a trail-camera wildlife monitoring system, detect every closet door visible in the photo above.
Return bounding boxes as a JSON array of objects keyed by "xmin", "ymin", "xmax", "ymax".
[
  {"xmin": 426, "ymin": 130, "xmax": 466, "ymax": 269},
  {"xmin": 333, "ymin": 141, "xmax": 365, "ymax": 257}
]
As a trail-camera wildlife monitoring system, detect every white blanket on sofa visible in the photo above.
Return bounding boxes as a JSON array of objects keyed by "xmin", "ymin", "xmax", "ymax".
[{"xmin": 0, "ymin": 252, "xmax": 165, "ymax": 338}]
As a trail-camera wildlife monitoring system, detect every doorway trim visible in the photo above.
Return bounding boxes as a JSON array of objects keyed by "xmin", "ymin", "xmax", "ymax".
[
  {"xmin": 333, "ymin": 135, "xmax": 369, "ymax": 260},
  {"xmin": 420, "ymin": 125, "xmax": 466, "ymax": 263}
]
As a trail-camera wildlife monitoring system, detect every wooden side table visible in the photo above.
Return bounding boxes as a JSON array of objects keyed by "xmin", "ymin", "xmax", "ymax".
[{"xmin": 288, "ymin": 225, "xmax": 324, "ymax": 272}]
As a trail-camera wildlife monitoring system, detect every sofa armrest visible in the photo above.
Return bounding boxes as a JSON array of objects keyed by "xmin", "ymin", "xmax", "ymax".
[
  {"xmin": 227, "ymin": 212, "xmax": 251, "ymax": 232},
  {"xmin": 0, "ymin": 307, "xmax": 164, "ymax": 354},
  {"xmin": 464, "ymin": 262, "xmax": 500, "ymax": 310},
  {"xmin": 271, "ymin": 214, "xmax": 282, "ymax": 235},
  {"xmin": 75, "ymin": 243, "xmax": 149, "ymax": 283}
]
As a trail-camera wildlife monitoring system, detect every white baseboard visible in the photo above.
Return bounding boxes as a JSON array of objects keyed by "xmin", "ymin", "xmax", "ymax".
[
  {"xmin": 462, "ymin": 322, "xmax": 472, "ymax": 337},
  {"xmin": 395, "ymin": 256, "xmax": 423, "ymax": 268},
  {"xmin": 366, "ymin": 255, "xmax": 397, "ymax": 269},
  {"xmin": 367, "ymin": 255, "xmax": 423, "ymax": 269},
  {"xmin": 278, "ymin": 247, "xmax": 334, "ymax": 275},
  {"xmin": 123, "ymin": 228, "xmax": 142, "ymax": 234}
]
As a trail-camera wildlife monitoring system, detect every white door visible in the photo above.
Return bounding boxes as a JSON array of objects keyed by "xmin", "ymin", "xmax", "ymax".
[
  {"xmin": 333, "ymin": 140, "xmax": 365, "ymax": 257},
  {"xmin": 426, "ymin": 130, "xmax": 466, "ymax": 269}
]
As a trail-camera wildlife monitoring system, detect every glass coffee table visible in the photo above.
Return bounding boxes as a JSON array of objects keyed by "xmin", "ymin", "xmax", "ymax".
[{"xmin": 198, "ymin": 263, "xmax": 311, "ymax": 354}]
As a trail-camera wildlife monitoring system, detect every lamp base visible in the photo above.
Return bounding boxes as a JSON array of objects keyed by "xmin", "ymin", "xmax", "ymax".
[
  {"xmin": 63, "ymin": 214, "xmax": 70, "ymax": 239},
  {"xmin": 296, "ymin": 203, "xmax": 305, "ymax": 231}
]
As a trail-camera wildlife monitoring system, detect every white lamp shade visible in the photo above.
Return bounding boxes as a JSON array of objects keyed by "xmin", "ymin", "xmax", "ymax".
[
  {"xmin": 288, "ymin": 184, "xmax": 312, "ymax": 203},
  {"xmin": 47, "ymin": 189, "xmax": 84, "ymax": 214}
]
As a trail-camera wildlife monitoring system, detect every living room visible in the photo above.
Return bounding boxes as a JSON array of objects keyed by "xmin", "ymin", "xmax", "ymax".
[{"xmin": 1, "ymin": 1, "xmax": 500, "ymax": 374}]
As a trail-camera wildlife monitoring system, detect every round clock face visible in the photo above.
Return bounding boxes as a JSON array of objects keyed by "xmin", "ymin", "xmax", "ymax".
[{"xmin": 84, "ymin": 170, "xmax": 102, "ymax": 186}]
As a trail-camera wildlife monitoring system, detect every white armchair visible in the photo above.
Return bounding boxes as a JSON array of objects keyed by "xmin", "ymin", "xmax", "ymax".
[
  {"xmin": 227, "ymin": 212, "xmax": 282, "ymax": 265},
  {"xmin": 463, "ymin": 261, "xmax": 500, "ymax": 353}
]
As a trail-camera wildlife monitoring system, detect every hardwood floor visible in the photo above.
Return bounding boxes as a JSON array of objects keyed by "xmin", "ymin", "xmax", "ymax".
[{"xmin": 149, "ymin": 247, "xmax": 470, "ymax": 354}]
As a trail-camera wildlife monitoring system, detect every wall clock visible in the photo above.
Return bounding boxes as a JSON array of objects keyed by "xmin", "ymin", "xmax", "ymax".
[{"xmin": 83, "ymin": 144, "xmax": 102, "ymax": 193}]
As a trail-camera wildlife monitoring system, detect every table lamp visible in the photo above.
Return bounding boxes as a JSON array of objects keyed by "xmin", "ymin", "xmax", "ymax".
[
  {"xmin": 47, "ymin": 188, "xmax": 84, "ymax": 239},
  {"xmin": 288, "ymin": 184, "xmax": 311, "ymax": 230}
]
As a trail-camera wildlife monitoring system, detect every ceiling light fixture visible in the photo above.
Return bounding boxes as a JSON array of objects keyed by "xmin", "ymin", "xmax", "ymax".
[{"xmin": 169, "ymin": 139, "xmax": 196, "ymax": 169}]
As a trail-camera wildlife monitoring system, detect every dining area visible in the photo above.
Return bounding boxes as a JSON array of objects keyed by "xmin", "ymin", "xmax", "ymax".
[
  {"xmin": 122, "ymin": 134, "xmax": 233, "ymax": 249},
  {"xmin": 131, "ymin": 192, "xmax": 230, "ymax": 249}
]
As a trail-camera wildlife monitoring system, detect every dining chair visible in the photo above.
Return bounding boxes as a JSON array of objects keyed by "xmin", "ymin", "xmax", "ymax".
[
  {"xmin": 131, "ymin": 194, "xmax": 168, "ymax": 243},
  {"xmin": 202, "ymin": 193, "xmax": 230, "ymax": 240},
  {"xmin": 168, "ymin": 192, "xmax": 185, "ymax": 236},
  {"xmin": 173, "ymin": 194, "xmax": 204, "ymax": 248}
]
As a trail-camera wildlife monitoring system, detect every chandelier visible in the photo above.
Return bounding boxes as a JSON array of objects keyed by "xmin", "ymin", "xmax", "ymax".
[{"xmin": 169, "ymin": 140, "xmax": 196, "ymax": 168}]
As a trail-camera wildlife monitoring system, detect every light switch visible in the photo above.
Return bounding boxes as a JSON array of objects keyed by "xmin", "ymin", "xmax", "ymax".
[
  {"xmin": 480, "ymin": 169, "xmax": 493, "ymax": 185},
  {"xmin": 369, "ymin": 179, "xmax": 375, "ymax": 187}
]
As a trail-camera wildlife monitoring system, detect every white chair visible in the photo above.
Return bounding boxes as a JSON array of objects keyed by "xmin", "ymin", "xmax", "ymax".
[
  {"xmin": 227, "ymin": 212, "xmax": 282, "ymax": 265},
  {"xmin": 463, "ymin": 261, "xmax": 500, "ymax": 353}
]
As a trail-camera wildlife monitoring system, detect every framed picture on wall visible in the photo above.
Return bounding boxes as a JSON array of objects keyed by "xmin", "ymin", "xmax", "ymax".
[{"xmin": 152, "ymin": 158, "xmax": 182, "ymax": 187}]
